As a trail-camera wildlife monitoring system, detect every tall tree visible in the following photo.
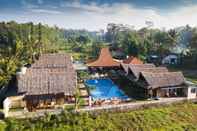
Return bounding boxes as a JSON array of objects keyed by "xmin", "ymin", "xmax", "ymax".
[{"xmin": 38, "ymin": 22, "xmax": 42, "ymax": 54}]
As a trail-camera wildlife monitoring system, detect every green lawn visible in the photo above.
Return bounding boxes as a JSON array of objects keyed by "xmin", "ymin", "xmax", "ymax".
[{"xmin": 0, "ymin": 102, "xmax": 197, "ymax": 131}]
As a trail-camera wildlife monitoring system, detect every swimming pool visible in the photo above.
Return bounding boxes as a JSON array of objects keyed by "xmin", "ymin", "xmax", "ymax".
[{"xmin": 85, "ymin": 79, "xmax": 128, "ymax": 100}]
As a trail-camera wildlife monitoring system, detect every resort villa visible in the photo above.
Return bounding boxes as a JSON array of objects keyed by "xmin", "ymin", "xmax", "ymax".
[
  {"xmin": 4, "ymin": 54, "xmax": 77, "ymax": 115},
  {"xmin": 86, "ymin": 47, "xmax": 197, "ymax": 101},
  {"xmin": 3, "ymin": 47, "xmax": 197, "ymax": 117},
  {"xmin": 138, "ymin": 71, "xmax": 186, "ymax": 98}
]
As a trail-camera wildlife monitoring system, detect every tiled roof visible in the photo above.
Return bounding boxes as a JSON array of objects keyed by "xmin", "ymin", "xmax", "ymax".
[
  {"xmin": 17, "ymin": 54, "xmax": 77, "ymax": 96},
  {"xmin": 139, "ymin": 72, "xmax": 185, "ymax": 89},
  {"xmin": 87, "ymin": 47, "xmax": 120, "ymax": 67},
  {"xmin": 123, "ymin": 56, "xmax": 143, "ymax": 64}
]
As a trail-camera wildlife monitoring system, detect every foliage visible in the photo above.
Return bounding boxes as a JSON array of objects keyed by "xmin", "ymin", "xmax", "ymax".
[
  {"xmin": 1, "ymin": 102, "xmax": 197, "ymax": 131},
  {"xmin": 74, "ymin": 87, "xmax": 85, "ymax": 110},
  {"xmin": 0, "ymin": 21, "xmax": 65, "ymax": 88},
  {"xmin": 78, "ymin": 71, "xmax": 90, "ymax": 80}
]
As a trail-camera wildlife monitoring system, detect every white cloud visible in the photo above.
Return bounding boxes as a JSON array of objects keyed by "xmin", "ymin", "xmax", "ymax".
[
  {"xmin": 29, "ymin": 9, "xmax": 63, "ymax": 14},
  {"xmin": 56, "ymin": 2, "xmax": 197, "ymax": 30},
  {"xmin": 1, "ymin": 2, "xmax": 197, "ymax": 31}
]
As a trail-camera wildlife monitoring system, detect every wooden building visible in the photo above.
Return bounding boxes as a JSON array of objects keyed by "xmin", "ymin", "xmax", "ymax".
[
  {"xmin": 120, "ymin": 63, "xmax": 156, "ymax": 77},
  {"xmin": 120, "ymin": 63, "xmax": 191, "ymax": 99},
  {"xmin": 128, "ymin": 66, "xmax": 168, "ymax": 81},
  {"xmin": 138, "ymin": 71, "xmax": 186, "ymax": 98},
  {"xmin": 17, "ymin": 54, "xmax": 77, "ymax": 111}
]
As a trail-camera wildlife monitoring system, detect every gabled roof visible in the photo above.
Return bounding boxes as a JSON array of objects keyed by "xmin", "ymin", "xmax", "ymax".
[
  {"xmin": 32, "ymin": 54, "xmax": 71, "ymax": 68},
  {"xmin": 17, "ymin": 53, "xmax": 77, "ymax": 96},
  {"xmin": 87, "ymin": 47, "xmax": 120, "ymax": 67},
  {"xmin": 128, "ymin": 64, "xmax": 156, "ymax": 78},
  {"xmin": 121, "ymin": 63, "xmax": 156, "ymax": 75},
  {"xmin": 123, "ymin": 56, "xmax": 143, "ymax": 64},
  {"xmin": 139, "ymin": 71, "xmax": 185, "ymax": 89},
  {"xmin": 120, "ymin": 63, "xmax": 130, "ymax": 74}
]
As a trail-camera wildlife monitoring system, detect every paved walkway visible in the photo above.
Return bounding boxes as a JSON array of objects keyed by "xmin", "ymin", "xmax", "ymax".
[{"xmin": 79, "ymin": 97, "xmax": 188, "ymax": 112}]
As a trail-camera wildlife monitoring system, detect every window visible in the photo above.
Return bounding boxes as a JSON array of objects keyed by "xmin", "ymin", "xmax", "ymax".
[{"xmin": 191, "ymin": 88, "xmax": 196, "ymax": 93}]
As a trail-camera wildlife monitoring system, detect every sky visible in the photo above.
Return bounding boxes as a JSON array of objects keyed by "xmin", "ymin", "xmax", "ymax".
[{"xmin": 0, "ymin": 0, "xmax": 197, "ymax": 31}]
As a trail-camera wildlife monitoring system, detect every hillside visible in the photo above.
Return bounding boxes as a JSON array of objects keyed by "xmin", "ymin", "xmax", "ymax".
[{"xmin": 0, "ymin": 102, "xmax": 197, "ymax": 131}]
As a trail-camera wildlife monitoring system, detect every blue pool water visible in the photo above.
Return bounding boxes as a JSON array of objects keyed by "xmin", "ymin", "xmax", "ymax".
[{"xmin": 85, "ymin": 79, "xmax": 128, "ymax": 100}]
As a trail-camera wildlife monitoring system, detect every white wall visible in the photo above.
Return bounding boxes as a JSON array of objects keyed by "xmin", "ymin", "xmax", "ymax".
[{"xmin": 187, "ymin": 86, "xmax": 197, "ymax": 99}]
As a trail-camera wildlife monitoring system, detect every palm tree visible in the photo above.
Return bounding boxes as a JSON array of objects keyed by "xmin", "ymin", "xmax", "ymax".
[{"xmin": 74, "ymin": 85, "xmax": 85, "ymax": 110}]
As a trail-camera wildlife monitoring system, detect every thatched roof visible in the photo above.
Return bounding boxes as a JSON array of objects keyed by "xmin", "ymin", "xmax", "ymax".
[
  {"xmin": 32, "ymin": 54, "xmax": 72, "ymax": 68},
  {"xmin": 17, "ymin": 54, "xmax": 77, "ymax": 96},
  {"xmin": 139, "ymin": 71, "xmax": 185, "ymax": 89},
  {"xmin": 128, "ymin": 64, "xmax": 157, "ymax": 79},
  {"xmin": 87, "ymin": 47, "xmax": 120, "ymax": 67},
  {"xmin": 129, "ymin": 66, "xmax": 168, "ymax": 79},
  {"xmin": 121, "ymin": 63, "xmax": 155, "ymax": 75},
  {"xmin": 120, "ymin": 63, "xmax": 130, "ymax": 74},
  {"xmin": 123, "ymin": 56, "xmax": 143, "ymax": 64}
]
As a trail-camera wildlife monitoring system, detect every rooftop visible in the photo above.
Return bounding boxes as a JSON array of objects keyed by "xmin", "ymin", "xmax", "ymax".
[
  {"xmin": 17, "ymin": 53, "xmax": 77, "ymax": 96},
  {"xmin": 139, "ymin": 71, "xmax": 185, "ymax": 89},
  {"xmin": 87, "ymin": 47, "xmax": 120, "ymax": 67}
]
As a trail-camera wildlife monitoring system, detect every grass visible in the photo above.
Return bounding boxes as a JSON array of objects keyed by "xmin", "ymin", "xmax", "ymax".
[
  {"xmin": 0, "ymin": 121, "xmax": 6, "ymax": 131},
  {"xmin": 1, "ymin": 102, "xmax": 197, "ymax": 131}
]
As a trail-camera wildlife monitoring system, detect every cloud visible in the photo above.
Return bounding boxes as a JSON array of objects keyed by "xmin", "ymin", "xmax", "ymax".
[
  {"xmin": 57, "ymin": 2, "xmax": 197, "ymax": 30},
  {"xmin": 21, "ymin": 0, "xmax": 39, "ymax": 9},
  {"xmin": 1, "ymin": 1, "xmax": 197, "ymax": 31},
  {"xmin": 61, "ymin": 1, "xmax": 106, "ymax": 13},
  {"xmin": 29, "ymin": 9, "xmax": 63, "ymax": 14}
]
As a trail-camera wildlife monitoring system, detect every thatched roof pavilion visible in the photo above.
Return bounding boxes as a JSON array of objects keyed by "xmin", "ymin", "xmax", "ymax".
[
  {"xmin": 138, "ymin": 71, "xmax": 185, "ymax": 89},
  {"xmin": 17, "ymin": 54, "xmax": 77, "ymax": 97},
  {"xmin": 87, "ymin": 47, "xmax": 120, "ymax": 68}
]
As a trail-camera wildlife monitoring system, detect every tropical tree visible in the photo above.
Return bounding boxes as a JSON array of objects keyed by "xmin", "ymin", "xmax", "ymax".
[
  {"xmin": 74, "ymin": 86, "xmax": 85, "ymax": 110},
  {"xmin": 189, "ymin": 28, "xmax": 197, "ymax": 63},
  {"xmin": 0, "ymin": 39, "xmax": 25, "ymax": 87}
]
